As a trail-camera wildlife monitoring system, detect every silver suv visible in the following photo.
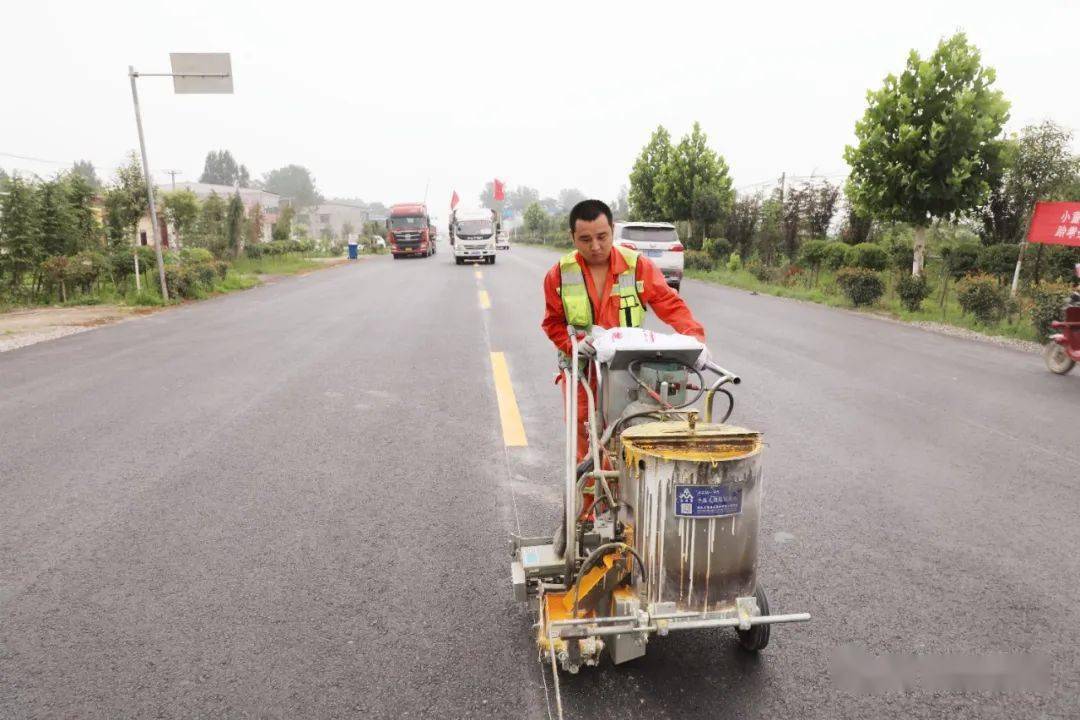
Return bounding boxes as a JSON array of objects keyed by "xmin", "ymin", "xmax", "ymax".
[{"xmin": 613, "ymin": 222, "xmax": 685, "ymax": 291}]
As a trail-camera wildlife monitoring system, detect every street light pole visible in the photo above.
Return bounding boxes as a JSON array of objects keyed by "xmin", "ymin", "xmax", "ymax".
[{"xmin": 128, "ymin": 65, "xmax": 170, "ymax": 301}]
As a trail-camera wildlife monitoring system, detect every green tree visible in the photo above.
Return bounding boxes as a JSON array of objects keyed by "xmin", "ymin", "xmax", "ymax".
[
  {"xmin": 248, "ymin": 204, "xmax": 265, "ymax": 246},
  {"xmin": 658, "ymin": 122, "xmax": 733, "ymax": 245},
  {"xmin": 978, "ymin": 121, "xmax": 1079, "ymax": 244},
  {"xmin": 508, "ymin": 186, "xmax": 540, "ymax": 214},
  {"xmin": 612, "ymin": 186, "xmax": 630, "ymax": 221},
  {"xmin": 844, "ymin": 33, "xmax": 1010, "ymax": 276},
  {"xmin": 71, "ymin": 160, "xmax": 101, "ymax": 190},
  {"xmin": 691, "ymin": 186, "xmax": 725, "ymax": 240},
  {"xmin": 37, "ymin": 177, "xmax": 76, "ymax": 258},
  {"xmin": 199, "ymin": 150, "xmax": 250, "ymax": 187},
  {"xmin": 629, "ymin": 125, "xmax": 672, "ymax": 220},
  {"xmin": 65, "ymin": 173, "xmax": 101, "ymax": 251},
  {"xmin": 261, "ymin": 165, "xmax": 321, "ymax": 208},
  {"xmin": 801, "ymin": 181, "xmax": 841, "ymax": 238},
  {"xmin": 840, "ymin": 204, "xmax": 874, "ymax": 244},
  {"xmin": 725, "ymin": 194, "xmax": 760, "ymax": 259},
  {"xmin": 0, "ymin": 175, "xmax": 42, "ymax": 292},
  {"xmin": 523, "ymin": 202, "xmax": 547, "ymax": 236},
  {"xmin": 226, "ymin": 192, "xmax": 246, "ymax": 257},
  {"xmin": 161, "ymin": 189, "xmax": 200, "ymax": 249},
  {"xmin": 196, "ymin": 191, "xmax": 227, "ymax": 252},
  {"xmin": 273, "ymin": 205, "xmax": 294, "ymax": 241},
  {"xmin": 102, "ymin": 153, "xmax": 148, "ymax": 251},
  {"xmin": 558, "ymin": 188, "xmax": 587, "ymax": 213}
]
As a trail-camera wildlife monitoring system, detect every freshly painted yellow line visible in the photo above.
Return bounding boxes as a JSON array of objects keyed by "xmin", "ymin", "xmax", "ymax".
[
  {"xmin": 478, "ymin": 289, "xmax": 491, "ymax": 309},
  {"xmin": 490, "ymin": 352, "xmax": 528, "ymax": 447}
]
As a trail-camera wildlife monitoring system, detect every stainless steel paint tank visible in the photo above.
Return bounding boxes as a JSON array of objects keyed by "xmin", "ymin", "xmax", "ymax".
[{"xmin": 621, "ymin": 422, "xmax": 762, "ymax": 613}]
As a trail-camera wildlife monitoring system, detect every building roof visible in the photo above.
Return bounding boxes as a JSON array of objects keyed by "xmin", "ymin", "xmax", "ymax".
[{"xmin": 173, "ymin": 182, "xmax": 281, "ymax": 208}]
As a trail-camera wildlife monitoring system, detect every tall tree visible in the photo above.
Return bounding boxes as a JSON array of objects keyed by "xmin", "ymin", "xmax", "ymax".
[
  {"xmin": 247, "ymin": 204, "xmax": 265, "ymax": 246},
  {"xmin": 37, "ymin": 177, "xmax": 76, "ymax": 258},
  {"xmin": 226, "ymin": 192, "xmax": 246, "ymax": 257},
  {"xmin": 691, "ymin": 186, "xmax": 725, "ymax": 240},
  {"xmin": 839, "ymin": 204, "xmax": 874, "ymax": 245},
  {"xmin": 272, "ymin": 205, "xmax": 294, "ymax": 241},
  {"xmin": 558, "ymin": 188, "xmax": 587, "ymax": 213},
  {"xmin": 71, "ymin": 160, "xmax": 102, "ymax": 190},
  {"xmin": 628, "ymin": 125, "xmax": 672, "ymax": 220},
  {"xmin": 0, "ymin": 175, "xmax": 42, "ymax": 291},
  {"xmin": 523, "ymin": 202, "xmax": 548, "ymax": 236},
  {"xmin": 196, "ymin": 191, "xmax": 227, "ymax": 252},
  {"xmin": 161, "ymin": 190, "xmax": 200, "ymax": 249},
  {"xmin": 199, "ymin": 150, "xmax": 248, "ymax": 186},
  {"xmin": 261, "ymin": 165, "xmax": 321, "ymax": 209},
  {"xmin": 508, "ymin": 186, "xmax": 540, "ymax": 214},
  {"xmin": 844, "ymin": 33, "xmax": 1010, "ymax": 276},
  {"xmin": 103, "ymin": 153, "xmax": 148, "ymax": 251},
  {"xmin": 725, "ymin": 194, "xmax": 761, "ymax": 259},
  {"xmin": 612, "ymin": 186, "xmax": 630, "ymax": 222},
  {"xmin": 65, "ymin": 173, "xmax": 102, "ymax": 251},
  {"xmin": 658, "ymin": 122, "xmax": 733, "ymax": 242},
  {"xmin": 801, "ymin": 180, "xmax": 841, "ymax": 238},
  {"xmin": 977, "ymin": 120, "xmax": 1080, "ymax": 244}
]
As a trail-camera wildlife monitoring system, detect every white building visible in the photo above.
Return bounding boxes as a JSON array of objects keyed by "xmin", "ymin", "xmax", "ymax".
[{"xmin": 135, "ymin": 182, "xmax": 283, "ymax": 248}]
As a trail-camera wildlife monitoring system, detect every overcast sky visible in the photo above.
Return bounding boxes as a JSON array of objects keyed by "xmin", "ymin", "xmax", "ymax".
[{"xmin": 2, "ymin": 0, "xmax": 1077, "ymax": 218}]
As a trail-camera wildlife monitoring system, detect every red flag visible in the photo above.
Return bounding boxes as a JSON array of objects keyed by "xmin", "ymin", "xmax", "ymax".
[
  {"xmin": 450, "ymin": 190, "xmax": 459, "ymax": 209},
  {"xmin": 1028, "ymin": 201, "xmax": 1080, "ymax": 247},
  {"xmin": 493, "ymin": 178, "xmax": 505, "ymax": 202}
]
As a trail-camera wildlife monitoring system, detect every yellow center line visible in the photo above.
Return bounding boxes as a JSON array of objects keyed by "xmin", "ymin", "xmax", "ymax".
[
  {"xmin": 474, "ymin": 269, "xmax": 483, "ymax": 280},
  {"xmin": 490, "ymin": 352, "xmax": 528, "ymax": 447},
  {"xmin": 478, "ymin": 289, "xmax": 491, "ymax": 309}
]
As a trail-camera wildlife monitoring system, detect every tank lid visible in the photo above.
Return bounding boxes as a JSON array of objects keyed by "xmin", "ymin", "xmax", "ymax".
[{"xmin": 621, "ymin": 421, "xmax": 759, "ymax": 440}]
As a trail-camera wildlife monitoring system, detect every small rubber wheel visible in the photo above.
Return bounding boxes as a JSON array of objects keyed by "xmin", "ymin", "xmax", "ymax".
[
  {"xmin": 1044, "ymin": 342, "xmax": 1075, "ymax": 375},
  {"xmin": 736, "ymin": 585, "xmax": 770, "ymax": 652}
]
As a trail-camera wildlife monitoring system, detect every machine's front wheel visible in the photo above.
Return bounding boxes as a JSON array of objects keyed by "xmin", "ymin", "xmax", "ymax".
[
  {"xmin": 735, "ymin": 585, "xmax": 771, "ymax": 652},
  {"xmin": 455, "ymin": 257, "xmax": 464, "ymax": 265},
  {"xmin": 1044, "ymin": 342, "xmax": 1075, "ymax": 374}
]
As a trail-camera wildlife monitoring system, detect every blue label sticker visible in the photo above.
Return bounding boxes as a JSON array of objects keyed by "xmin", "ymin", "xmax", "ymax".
[
  {"xmin": 673, "ymin": 484, "xmax": 742, "ymax": 518},
  {"xmin": 522, "ymin": 549, "xmax": 540, "ymax": 566}
]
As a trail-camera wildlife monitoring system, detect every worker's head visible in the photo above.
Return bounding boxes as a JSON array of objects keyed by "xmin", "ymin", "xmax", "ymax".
[{"xmin": 569, "ymin": 199, "xmax": 614, "ymax": 267}]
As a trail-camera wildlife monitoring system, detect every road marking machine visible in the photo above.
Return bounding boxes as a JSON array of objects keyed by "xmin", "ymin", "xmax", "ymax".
[{"xmin": 511, "ymin": 328, "xmax": 810, "ymax": 673}]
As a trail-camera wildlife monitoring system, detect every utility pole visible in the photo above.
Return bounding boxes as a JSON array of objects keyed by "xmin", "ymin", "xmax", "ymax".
[
  {"xmin": 164, "ymin": 169, "xmax": 182, "ymax": 191},
  {"xmin": 125, "ymin": 53, "xmax": 233, "ymax": 302},
  {"xmin": 129, "ymin": 65, "xmax": 170, "ymax": 303}
]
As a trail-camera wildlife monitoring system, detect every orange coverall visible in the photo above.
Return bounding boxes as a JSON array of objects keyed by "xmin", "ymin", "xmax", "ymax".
[{"xmin": 542, "ymin": 249, "xmax": 706, "ymax": 462}]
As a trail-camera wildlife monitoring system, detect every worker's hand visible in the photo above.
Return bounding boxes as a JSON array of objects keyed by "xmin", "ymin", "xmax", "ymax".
[
  {"xmin": 575, "ymin": 332, "xmax": 597, "ymax": 359},
  {"xmin": 694, "ymin": 345, "xmax": 713, "ymax": 371}
]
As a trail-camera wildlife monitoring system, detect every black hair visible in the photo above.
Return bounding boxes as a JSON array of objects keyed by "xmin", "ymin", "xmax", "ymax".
[{"xmin": 569, "ymin": 199, "xmax": 613, "ymax": 233}]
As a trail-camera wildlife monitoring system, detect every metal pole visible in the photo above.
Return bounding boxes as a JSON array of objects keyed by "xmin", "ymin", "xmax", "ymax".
[{"xmin": 129, "ymin": 66, "xmax": 170, "ymax": 301}]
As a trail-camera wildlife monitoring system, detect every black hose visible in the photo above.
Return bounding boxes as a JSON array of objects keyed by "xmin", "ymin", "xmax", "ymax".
[
  {"xmin": 570, "ymin": 542, "xmax": 647, "ymax": 619},
  {"xmin": 627, "ymin": 359, "xmax": 706, "ymax": 410},
  {"xmin": 715, "ymin": 388, "xmax": 735, "ymax": 423}
]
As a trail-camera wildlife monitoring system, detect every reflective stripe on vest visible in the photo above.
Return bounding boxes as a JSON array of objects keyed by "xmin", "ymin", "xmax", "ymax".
[{"xmin": 558, "ymin": 246, "xmax": 645, "ymax": 331}]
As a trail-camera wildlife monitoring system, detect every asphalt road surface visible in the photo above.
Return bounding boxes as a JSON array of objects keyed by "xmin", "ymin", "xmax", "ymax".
[{"xmin": 2, "ymin": 244, "xmax": 1077, "ymax": 719}]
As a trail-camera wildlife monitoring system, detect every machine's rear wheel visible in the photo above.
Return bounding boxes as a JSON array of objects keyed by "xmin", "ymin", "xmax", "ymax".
[
  {"xmin": 735, "ymin": 585, "xmax": 770, "ymax": 652},
  {"xmin": 1044, "ymin": 342, "xmax": 1075, "ymax": 374}
]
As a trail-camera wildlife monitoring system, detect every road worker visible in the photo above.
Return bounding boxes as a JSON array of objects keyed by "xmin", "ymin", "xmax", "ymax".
[{"xmin": 541, "ymin": 199, "xmax": 707, "ymax": 463}]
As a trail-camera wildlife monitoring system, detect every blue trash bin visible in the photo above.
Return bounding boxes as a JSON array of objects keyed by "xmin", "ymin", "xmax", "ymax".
[{"xmin": 348, "ymin": 243, "xmax": 358, "ymax": 260}]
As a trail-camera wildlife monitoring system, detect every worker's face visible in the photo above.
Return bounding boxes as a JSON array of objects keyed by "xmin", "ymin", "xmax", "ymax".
[{"xmin": 571, "ymin": 216, "xmax": 614, "ymax": 267}]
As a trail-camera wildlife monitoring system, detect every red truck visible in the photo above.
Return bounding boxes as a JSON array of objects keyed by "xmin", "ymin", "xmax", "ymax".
[{"xmin": 386, "ymin": 203, "xmax": 437, "ymax": 259}]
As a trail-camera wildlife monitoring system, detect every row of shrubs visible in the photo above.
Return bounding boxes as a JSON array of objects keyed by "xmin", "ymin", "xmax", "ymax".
[
  {"xmin": 686, "ymin": 241, "xmax": 1075, "ymax": 337},
  {"xmin": 243, "ymin": 239, "xmax": 316, "ymax": 259},
  {"xmin": 36, "ymin": 246, "xmax": 231, "ymax": 302}
]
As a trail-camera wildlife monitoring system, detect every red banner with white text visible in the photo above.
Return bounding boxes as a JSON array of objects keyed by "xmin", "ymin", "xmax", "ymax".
[{"xmin": 1028, "ymin": 201, "xmax": 1080, "ymax": 247}]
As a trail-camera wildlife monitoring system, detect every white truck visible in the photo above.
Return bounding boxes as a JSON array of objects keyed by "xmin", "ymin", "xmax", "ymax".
[{"xmin": 450, "ymin": 208, "xmax": 499, "ymax": 265}]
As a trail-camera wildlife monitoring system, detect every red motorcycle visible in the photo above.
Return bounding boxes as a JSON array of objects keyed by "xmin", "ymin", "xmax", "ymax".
[{"xmin": 1044, "ymin": 264, "xmax": 1080, "ymax": 375}]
